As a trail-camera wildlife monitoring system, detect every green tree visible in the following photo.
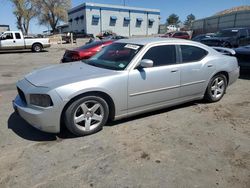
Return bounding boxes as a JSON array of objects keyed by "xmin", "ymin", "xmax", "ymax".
[
  {"xmin": 166, "ymin": 14, "xmax": 180, "ymax": 26},
  {"xmin": 184, "ymin": 14, "xmax": 196, "ymax": 29},
  {"xmin": 34, "ymin": 0, "xmax": 71, "ymax": 33},
  {"xmin": 10, "ymin": 0, "xmax": 36, "ymax": 35}
]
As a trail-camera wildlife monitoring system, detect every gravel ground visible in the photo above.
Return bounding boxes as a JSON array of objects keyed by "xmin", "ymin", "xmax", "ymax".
[{"xmin": 0, "ymin": 44, "xmax": 250, "ymax": 188}]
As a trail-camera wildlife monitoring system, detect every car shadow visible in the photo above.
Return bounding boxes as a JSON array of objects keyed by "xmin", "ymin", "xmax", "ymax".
[
  {"xmin": 8, "ymin": 101, "xmax": 204, "ymax": 141},
  {"xmin": 8, "ymin": 112, "xmax": 58, "ymax": 141},
  {"xmin": 106, "ymin": 101, "xmax": 198, "ymax": 127},
  {"xmin": 0, "ymin": 50, "xmax": 48, "ymax": 54}
]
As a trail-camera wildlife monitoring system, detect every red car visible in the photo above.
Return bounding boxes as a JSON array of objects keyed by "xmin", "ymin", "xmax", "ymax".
[
  {"xmin": 162, "ymin": 31, "xmax": 190, "ymax": 39},
  {"xmin": 61, "ymin": 40, "xmax": 114, "ymax": 63}
]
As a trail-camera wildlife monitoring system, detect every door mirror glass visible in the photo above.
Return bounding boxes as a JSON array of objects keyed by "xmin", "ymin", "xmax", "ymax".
[{"xmin": 139, "ymin": 59, "xmax": 154, "ymax": 68}]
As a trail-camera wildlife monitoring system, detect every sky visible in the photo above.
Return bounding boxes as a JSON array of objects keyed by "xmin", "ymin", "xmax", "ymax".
[{"xmin": 0, "ymin": 0, "xmax": 249, "ymax": 34}]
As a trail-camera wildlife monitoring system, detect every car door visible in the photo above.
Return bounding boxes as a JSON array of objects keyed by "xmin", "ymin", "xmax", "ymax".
[
  {"xmin": 237, "ymin": 29, "xmax": 248, "ymax": 46},
  {"xmin": 14, "ymin": 32, "xmax": 24, "ymax": 49},
  {"xmin": 178, "ymin": 45, "xmax": 215, "ymax": 98},
  {"xmin": 0, "ymin": 32, "xmax": 16, "ymax": 49},
  {"xmin": 128, "ymin": 44, "xmax": 180, "ymax": 112}
]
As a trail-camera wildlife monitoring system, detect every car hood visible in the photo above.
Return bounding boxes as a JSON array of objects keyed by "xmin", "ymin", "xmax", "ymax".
[{"xmin": 25, "ymin": 62, "xmax": 118, "ymax": 87}]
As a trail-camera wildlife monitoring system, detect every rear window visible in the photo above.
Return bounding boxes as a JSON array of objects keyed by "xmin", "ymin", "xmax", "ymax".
[
  {"xmin": 181, "ymin": 45, "xmax": 208, "ymax": 63},
  {"xmin": 15, "ymin": 33, "xmax": 21, "ymax": 39},
  {"xmin": 78, "ymin": 41, "xmax": 103, "ymax": 50}
]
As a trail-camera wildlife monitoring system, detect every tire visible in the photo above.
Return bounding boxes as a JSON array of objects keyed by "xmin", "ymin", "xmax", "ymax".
[
  {"xmin": 32, "ymin": 43, "xmax": 43, "ymax": 52},
  {"xmin": 64, "ymin": 95, "xmax": 109, "ymax": 136},
  {"xmin": 204, "ymin": 74, "xmax": 227, "ymax": 102}
]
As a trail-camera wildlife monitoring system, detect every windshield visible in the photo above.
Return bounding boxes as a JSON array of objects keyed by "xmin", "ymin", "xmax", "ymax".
[
  {"xmin": 84, "ymin": 43, "xmax": 143, "ymax": 70},
  {"xmin": 215, "ymin": 30, "xmax": 238, "ymax": 37}
]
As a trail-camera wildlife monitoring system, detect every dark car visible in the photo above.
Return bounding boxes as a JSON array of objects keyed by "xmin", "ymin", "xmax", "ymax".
[
  {"xmin": 234, "ymin": 45, "xmax": 250, "ymax": 70},
  {"xmin": 162, "ymin": 31, "xmax": 190, "ymax": 39},
  {"xmin": 61, "ymin": 40, "xmax": 114, "ymax": 63},
  {"xmin": 192, "ymin": 33, "xmax": 215, "ymax": 42},
  {"xmin": 201, "ymin": 28, "xmax": 250, "ymax": 48}
]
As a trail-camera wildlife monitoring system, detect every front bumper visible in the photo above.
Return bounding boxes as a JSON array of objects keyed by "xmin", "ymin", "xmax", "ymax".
[
  {"xmin": 13, "ymin": 95, "xmax": 60, "ymax": 133},
  {"xmin": 12, "ymin": 79, "xmax": 63, "ymax": 133}
]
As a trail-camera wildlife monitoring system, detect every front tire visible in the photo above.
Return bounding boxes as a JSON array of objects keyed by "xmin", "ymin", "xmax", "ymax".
[
  {"xmin": 64, "ymin": 96, "xmax": 109, "ymax": 136},
  {"xmin": 205, "ymin": 74, "xmax": 227, "ymax": 102}
]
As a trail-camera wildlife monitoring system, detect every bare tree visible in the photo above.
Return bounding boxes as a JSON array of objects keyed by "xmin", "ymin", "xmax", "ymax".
[
  {"xmin": 10, "ymin": 0, "xmax": 36, "ymax": 34},
  {"xmin": 34, "ymin": 0, "xmax": 71, "ymax": 33}
]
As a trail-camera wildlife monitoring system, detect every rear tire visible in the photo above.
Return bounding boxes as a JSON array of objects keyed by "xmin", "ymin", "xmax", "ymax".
[
  {"xmin": 32, "ymin": 43, "xmax": 42, "ymax": 52},
  {"xmin": 64, "ymin": 95, "xmax": 109, "ymax": 136},
  {"xmin": 204, "ymin": 74, "xmax": 227, "ymax": 102}
]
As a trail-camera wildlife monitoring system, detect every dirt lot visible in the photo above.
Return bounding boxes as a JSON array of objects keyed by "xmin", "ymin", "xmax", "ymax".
[{"xmin": 0, "ymin": 44, "xmax": 250, "ymax": 188}]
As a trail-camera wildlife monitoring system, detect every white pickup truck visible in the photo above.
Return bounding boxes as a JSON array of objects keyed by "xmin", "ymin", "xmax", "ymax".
[{"xmin": 0, "ymin": 31, "xmax": 50, "ymax": 52}]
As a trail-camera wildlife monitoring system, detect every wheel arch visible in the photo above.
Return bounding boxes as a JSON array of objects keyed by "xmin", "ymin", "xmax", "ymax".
[
  {"xmin": 213, "ymin": 71, "xmax": 229, "ymax": 85},
  {"xmin": 60, "ymin": 91, "xmax": 116, "ymax": 130},
  {"xmin": 32, "ymin": 42, "xmax": 43, "ymax": 49},
  {"xmin": 204, "ymin": 71, "xmax": 229, "ymax": 95}
]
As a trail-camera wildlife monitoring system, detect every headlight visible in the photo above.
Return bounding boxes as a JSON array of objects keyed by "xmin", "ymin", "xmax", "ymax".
[{"xmin": 30, "ymin": 94, "xmax": 53, "ymax": 107}]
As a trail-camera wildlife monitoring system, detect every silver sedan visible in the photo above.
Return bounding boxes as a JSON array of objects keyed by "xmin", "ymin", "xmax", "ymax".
[{"xmin": 13, "ymin": 38, "xmax": 239, "ymax": 136}]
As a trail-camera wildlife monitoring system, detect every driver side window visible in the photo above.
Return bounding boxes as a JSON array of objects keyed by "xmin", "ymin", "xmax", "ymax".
[
  {"xmin": 142, "ymin": 45, "xmax": 176, "ymax": 67},
  {"xmin": 2, "ymin": 33, "xmax": 13, "ymax": 40}
]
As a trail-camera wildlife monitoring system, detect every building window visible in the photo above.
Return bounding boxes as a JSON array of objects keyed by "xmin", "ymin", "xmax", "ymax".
[
  {"xmin": 92, "ymin": 15, "xmax": 100, "ymax": 25},
  {"xmin": 75, "ymin": 17, "xmax": 79, "ymax": 24},
  {"xmin": 123, "ymin": 17, "xmax": 130, "ymax": 27},
  {"xmin": 148, "ymin": 18, "xmax": 154, "ymax": 28},
  {"xmin": 110, "ymin": 16, "xmax": 117, "ymax": 26},
  {"xmin": 136, "ymin": 18, "xmax": 143, "ymax": 27}
]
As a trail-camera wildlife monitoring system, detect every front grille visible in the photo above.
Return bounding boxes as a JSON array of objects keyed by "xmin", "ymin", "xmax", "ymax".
[{"xmin": 17, "ymin": 87, "xmax": 27, "ymax": 104}]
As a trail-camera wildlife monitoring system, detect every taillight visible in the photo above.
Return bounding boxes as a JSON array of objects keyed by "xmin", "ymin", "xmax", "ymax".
[
  {"xmin": 72, "ymin": 54, "xmax": 80, "ymax": 60},
  {"xmin": 72, "ymin": 52, "xmax": 80, "ymax": 60}
]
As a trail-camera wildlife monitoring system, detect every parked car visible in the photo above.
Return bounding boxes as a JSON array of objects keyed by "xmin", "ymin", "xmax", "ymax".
[
  {"xmin": 201, "ymin": 28, "xmax": 250, "ymax": 48},
  {"xmin": 13, "ymin": 38, "xmax": 239, "ymax": 136},
  {"xmin": 192, "ymin": 33, "xmax": 215, "ymax": 42},
  {"xmin": 62, "ymin": 32, "xmax": 94, "ymax": 43},
  {"xmin": 101, "ymin": 35, "xmax": 128, "ymax": 40},
  {"xmin": 0, "ymin": 31, "xmax": 50, "ymax": 52},
  {"xmin": 162, "ymin": 31, "xmax": 190, "ymax": 39},
  {"xmin": 234, "ymin": 45, "xmax": 250, "ymax": 70},
  {"xmin": 96, "ymin": 30, "xmax": 115, "ymax": 40},
  {"xmin": 61, "ymin": 40, "xmax": 114, "ymax": 63},
  {"xmin": 167, "ymin": 25, "xmax": 179, "ymax": 32}
]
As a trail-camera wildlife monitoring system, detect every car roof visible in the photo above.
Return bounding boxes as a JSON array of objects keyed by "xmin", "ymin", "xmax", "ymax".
[{"xmin": 116, "ymin": 37, "xmax": 199, "ymax": 46}]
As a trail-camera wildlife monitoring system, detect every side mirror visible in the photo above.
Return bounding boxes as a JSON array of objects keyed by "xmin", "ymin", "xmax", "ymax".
[{"xmin": 139, "ymin": 59, "xmax": 153, "ymax": 68}]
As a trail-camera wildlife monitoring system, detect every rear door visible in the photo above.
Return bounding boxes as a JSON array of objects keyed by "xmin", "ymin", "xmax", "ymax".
[
  {"xmin": 178, "ymin": 45, "xmax": 215, "ymax": 98},
  {"xmin": 128, "ymin": 44, "xmax": 180, "ymax": 112},
  {"xmin": 238, "ymin": 29, "xmax": 248, "ymax": 46}
]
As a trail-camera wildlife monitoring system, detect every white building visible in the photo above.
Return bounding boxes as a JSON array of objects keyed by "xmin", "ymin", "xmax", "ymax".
[{"xmin": 67, "ymin": 2, "xmax": 160, "ymax": 37}]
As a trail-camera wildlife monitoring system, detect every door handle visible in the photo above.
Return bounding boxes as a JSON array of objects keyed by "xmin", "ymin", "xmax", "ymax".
[
  {"xmin": 207, "ymin": 64, "xmax": 213, "ymax": 67},
  {"xmin": 171, "ymin": 69, "xmax": 179, "ymax": 73}
]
